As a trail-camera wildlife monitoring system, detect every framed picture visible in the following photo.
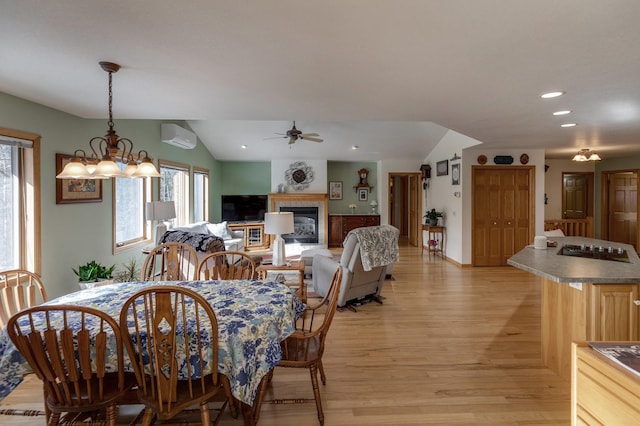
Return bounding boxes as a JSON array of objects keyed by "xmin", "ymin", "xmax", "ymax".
[
  {"xmin": 55, "ymin": 153, "xmax": 103, "ymax": 204},
  {"xmin": 358, "ymin": 187, "xmax": 368, "ymax": 201},
  {"xmin": 329, "ymin": 181, "xmax": 343, "ymax": 200},
  {"xmin": 451, "ymin": 163, "xmax": 460, "ymax": 185},
  {"xmin": 436, "ymin": 159, "xmax": 449, "ymax": 176}
]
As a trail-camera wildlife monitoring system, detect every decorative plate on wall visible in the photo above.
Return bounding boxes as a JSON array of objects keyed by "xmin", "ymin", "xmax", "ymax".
[
  {"xmin": 285, "ymin": 161, "xmax": 314, "ymax": 191},
  {"xmin": 477, "ymin": 155, "xmax": 487, "ymax": 165},
  {"xmin": 520, "ymin": 153, "xmax": 529, "ymax": 165}
]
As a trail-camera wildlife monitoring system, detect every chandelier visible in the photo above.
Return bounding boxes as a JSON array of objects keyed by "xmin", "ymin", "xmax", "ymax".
[
  {"xmin": 56, "ymin": 62, "xmax": 160, "ymax": 180},
  {"xmin": 572, "ymin": 148, "xmax": 601, "ymax": 162}
]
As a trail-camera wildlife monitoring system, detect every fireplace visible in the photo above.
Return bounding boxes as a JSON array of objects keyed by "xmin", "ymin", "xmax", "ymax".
[
  {"xmin": 280, "ymin": 207, "xmax": 319, "ymax": 244},
  {"xmin": 269, "ymin": 193, "xmax": 328, "ymax": 246}
]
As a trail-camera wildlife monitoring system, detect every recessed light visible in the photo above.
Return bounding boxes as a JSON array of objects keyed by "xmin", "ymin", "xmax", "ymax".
[
  {"xmin": 553, "ymin": 110, "xmax": 571, "ymax": 116},
  {"xmin": 541, "ymin": 91, "xmax": 565, "ymax": 99},
  {"xmin": 241, "ymin": 145, "xmax": 247, "ymax": 149},
  {"xmin": 351, "ymin": 145, "xmax": 359, "ymax": 150},
  {"xmin": 561, "ymin": 123, "xmax": 577, "ymax": 127}
]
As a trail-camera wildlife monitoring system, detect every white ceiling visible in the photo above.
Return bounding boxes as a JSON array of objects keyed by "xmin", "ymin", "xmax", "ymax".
[{"xmin": 2, "ymin": 1, "xmax": 640, "ymax": 161}]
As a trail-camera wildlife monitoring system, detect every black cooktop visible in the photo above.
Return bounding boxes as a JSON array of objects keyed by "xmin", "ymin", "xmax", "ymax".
[{"xmin": 558, "ymin": 244, "xmax": 631, "ymax": 263}]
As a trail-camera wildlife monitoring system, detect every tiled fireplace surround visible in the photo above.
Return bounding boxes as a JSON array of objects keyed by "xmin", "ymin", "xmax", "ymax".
[{"xmin": 269, "ymin": 193, "xmax": 329, "ymax": 248}]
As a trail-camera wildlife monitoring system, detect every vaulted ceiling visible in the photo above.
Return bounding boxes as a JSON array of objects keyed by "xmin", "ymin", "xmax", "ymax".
[{"xmin": 2, "ymin": 1, "xmax": 640, "ymax": 161}]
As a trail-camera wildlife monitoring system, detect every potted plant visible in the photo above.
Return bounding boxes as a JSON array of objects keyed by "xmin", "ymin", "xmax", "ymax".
[
  {"xmin": 114, "ymin": 257, "xmax": 140, "ymax": 283},
  {"xmin": 73, "ymin": 260, "xmax": 116, "ymax": 288},
  {"xmin": 424, "ymin": 208, "xmax": 443, "ymax": 226},
  {"xmin": 97, "ymin": 263, "xmax": 116, "ymax": 285}
]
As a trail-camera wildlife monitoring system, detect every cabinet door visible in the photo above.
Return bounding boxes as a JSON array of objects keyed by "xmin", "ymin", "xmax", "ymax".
[
  {"xmin": 328, "ymin": 216, "xmax": 343, "ymax": 247},
  {"xmin": 591, "ymin": 284, "xmax": 639, "ymax": 341}
]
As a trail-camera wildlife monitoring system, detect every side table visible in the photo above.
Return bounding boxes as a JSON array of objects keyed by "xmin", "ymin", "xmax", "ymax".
[
  {"xmin": 257, "ymin": 259, "xmax": 306, "ymax": 303},
  {"xmin": 422, "ymin": 224, "xmax": 446, "ymax": 257}
]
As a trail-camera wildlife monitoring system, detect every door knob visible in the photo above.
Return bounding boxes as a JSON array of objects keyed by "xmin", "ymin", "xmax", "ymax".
[{"xmin": 633, "ymin": 300, "xmax": 640, "ymax": 306}]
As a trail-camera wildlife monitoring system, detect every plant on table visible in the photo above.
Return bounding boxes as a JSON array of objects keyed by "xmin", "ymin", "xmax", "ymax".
[
  {"xmin": 73, "ymin": 260, "xmax": 116, "ymax": 283},
  {"xmin": 424, "ymin": 208, "xmax": 443, "ymax": 225}
]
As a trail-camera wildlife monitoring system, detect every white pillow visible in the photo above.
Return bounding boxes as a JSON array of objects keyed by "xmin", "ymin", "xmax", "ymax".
[
  {"xmin": 544, "ymin": 229, "xmax": 565, "ymax": 237},
  {"xmin": 206, "ymin": 221, "xmax": 232, "ymax": 240},
  {"xmin": 173, "ymin": 221, "xmax": 209, "ymax": 235}
]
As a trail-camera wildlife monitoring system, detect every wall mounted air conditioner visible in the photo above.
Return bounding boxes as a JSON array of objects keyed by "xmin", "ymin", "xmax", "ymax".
[{"xmin": 161, "ymin": 124, "xmax": 197, "ymax": 149}]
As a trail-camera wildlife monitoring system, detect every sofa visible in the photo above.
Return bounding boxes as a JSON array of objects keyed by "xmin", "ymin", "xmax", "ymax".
[
  {"xmin": 312, "ymin": 224, "xmax": 399, "ymax": 309},
  {"xmin": 172, "ymin": 221, "xmax": 244, "ymax": 252}
]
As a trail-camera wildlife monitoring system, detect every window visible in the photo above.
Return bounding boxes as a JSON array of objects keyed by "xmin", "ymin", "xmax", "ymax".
[
  {"xmin": 193, "ymin": 167, "xmax": 209, "ymax": 222},
  {"xmin": 0, "ymin": 128, "xmax": 40, "ymax": 273},
  {"xmin": 159, "ymin": 160, "xmax": 190, "ymax": 227},
  {"xmin": 113, "ymin": 161, "xmax": 151, "ymax": 253}
]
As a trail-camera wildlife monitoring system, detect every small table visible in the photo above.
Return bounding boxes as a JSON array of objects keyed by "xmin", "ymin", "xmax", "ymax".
[
  {"xmin": 257, "ymin": 259, "xmax": 306, "ymax": 302},
  {"xmin": 422, "ymin": 224, "xmax": 446, "ymax": 257}
]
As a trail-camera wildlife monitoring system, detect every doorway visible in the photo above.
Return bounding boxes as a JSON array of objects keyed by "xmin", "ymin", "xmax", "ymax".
[
  {"xmin": 388, "ymin": 173, "xmax": 421, "ymax": 247},
  {"xmin": 562, "ymin": 172, "xmax": 594, "ymax": 219},
  {"xmin": 601, "ymin": 170, "xmax": 638, "ymax": 250}
]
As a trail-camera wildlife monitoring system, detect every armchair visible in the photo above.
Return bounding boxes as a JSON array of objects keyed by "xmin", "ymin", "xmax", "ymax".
[{"xmin": 312, "ymin": 224, "xmax": 399, "ymax": 310}]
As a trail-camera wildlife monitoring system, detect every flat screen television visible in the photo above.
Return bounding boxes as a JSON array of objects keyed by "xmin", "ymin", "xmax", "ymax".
[{"xmin": 221, "ymin": 195, "xmax": 268, "ymax": 222}]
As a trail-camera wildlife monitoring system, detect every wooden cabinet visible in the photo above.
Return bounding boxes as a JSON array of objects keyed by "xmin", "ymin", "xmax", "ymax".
[
  {"xmin": 328, "ymin": 214, "xmax": 380, "ymax": 247},
  {"xmin": 541, "ymin": 279, "xmax": 640, "ymax": 379},
  {"xmin": 472, "ymin": 166, "xmax": 534, "ymax": 266},
  {"xmin": 572, "ymin": 342, "xmax": 640, "ymax": 424},
  {"xmin": 589, "ymin": 284, "xmax": 639, "ymax": 341},
  {"xmin": 227, "ymin": 222, "xmax": 270, "ymax": 250}
]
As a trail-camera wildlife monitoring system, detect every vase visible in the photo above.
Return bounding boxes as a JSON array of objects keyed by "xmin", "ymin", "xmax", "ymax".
[{"xmin": 429, "ymin": 218, "xmax": 438, "ymax": 226}]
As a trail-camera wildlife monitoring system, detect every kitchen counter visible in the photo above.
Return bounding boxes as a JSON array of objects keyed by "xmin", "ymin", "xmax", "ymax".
[
  {"xmin": 507, "ymin": 236, "xmax": 640, "ymax": 283},
  {"xmin": 508, "ymin": 236, "xmax": 640, "ymax": 379}
]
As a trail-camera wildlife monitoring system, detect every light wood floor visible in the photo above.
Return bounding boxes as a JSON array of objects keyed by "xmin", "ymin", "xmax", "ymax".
[{"xmin": 0, "ymin": 242, "xmax": 571, "ymax": 425}]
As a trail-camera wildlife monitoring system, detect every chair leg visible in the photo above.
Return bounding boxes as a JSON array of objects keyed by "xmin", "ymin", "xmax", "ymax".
[
  {"xmin": 318, "ymin": 359, "xmax": 327, "ymax": 385},
  {"xmin": 309, "ymin": 364, "xmax": 324, "ymax": 426},
  {"xmin": 49, "ymin": 411, "xmax": 61, "ymax": 425},
  {"xmin": 141, "ymin": 408, "xmax": 154, "ymax": 426},
  {"xmin": 105, "ymin": 404, "xmax": 117, "ymax": 426},
  {"xmin": 253, "ymin": 370, "xmax": 273, "ymax": 424},
  {"xmin": 200, "ymin": 401, "xmax": 211, "ymax": 425}
]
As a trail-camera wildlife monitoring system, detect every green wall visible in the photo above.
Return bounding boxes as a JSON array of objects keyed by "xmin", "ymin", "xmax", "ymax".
[
  {"xmin": 220, "ymin": 161, "xmax": 271, "ymax": 195},
  {"xmin": 0, "ymin": 92, "xmax": 220, "ymax": 298},
  {"xmin": 327, "ymin": 161, "xmax": 378, "ymax": 214}
]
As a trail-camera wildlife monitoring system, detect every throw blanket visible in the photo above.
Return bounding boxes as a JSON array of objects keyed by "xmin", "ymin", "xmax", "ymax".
[
  {"xmin": 160, "ymin": 230, "xmax": 225, "ymax": 253},
  {"xmin": 348, "ymin": 224, "xmax": 400, "ymax": 271}
]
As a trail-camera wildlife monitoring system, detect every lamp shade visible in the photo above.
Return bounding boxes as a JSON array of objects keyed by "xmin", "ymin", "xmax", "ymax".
[
  {"xmin": 145, "ymin": 201, "xmax": 176, "ymax": 221},
  {"xmin": 264, "ymin": 212, "xmax": 294, "ymax": 235}
]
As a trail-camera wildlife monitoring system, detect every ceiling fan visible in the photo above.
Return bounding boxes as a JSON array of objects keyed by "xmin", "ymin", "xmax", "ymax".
[{"xmin": 266, "ymin": 121, "xmax": 323, "ymax": 145}]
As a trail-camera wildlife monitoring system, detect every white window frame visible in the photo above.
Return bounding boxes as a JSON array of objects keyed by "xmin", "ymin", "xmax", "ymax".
[
  {"xmin": 0, "ymin": 128, "xmax": 41, "ymax": 274},
  {"xmin": 158, "ymin": 160, "xmax": 190, "ymax": 227},
  {"xmin": 112, "ymin": 161, "xmax": 152, "ymax": 254},
  {"xmin": 193, "ymin": 167, "xmax": 209, "ymax": 223}
]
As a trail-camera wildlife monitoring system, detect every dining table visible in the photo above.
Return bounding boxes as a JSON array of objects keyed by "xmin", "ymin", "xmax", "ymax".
[{"xmin": 0, "ymin": 279, "xmax": 305, "ymax": 425}]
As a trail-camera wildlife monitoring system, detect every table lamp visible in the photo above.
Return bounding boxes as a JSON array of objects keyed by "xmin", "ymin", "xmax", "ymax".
[
  {"xmin": 264, "ymin": 212, "xmax": 294, "ymax": 266},
  {"xmin": 146, "ymin": 201, "xmax": 176, "ymax": 246}
]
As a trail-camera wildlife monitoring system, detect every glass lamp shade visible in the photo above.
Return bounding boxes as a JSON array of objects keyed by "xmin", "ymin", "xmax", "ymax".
[
  {"xmin": 588, "ymin": 152, "xmax": 601, "ymax": 161},
  {"xmin": 124, "ymin": 160, "xmax": 139, "ymax": 177},
  {"xmin": 131, "ymin": 160, "xmax": 161, "ymax": 178},
  {"xmin": 93, "ymin": 159, "xmax": 127, "ymax": 178},
  {"xmin": 56, "ymin": 160, "xmax": 92, "ymax": 179}
]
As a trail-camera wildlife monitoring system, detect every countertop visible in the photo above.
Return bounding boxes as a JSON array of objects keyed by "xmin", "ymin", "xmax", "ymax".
[{"xmin": 507, "ymin": 236, "xmax": 640, "ymax": 283}]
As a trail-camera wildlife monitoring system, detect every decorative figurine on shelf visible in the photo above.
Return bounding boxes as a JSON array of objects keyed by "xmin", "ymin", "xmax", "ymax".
[{"xmin": 359, "ymin": 168, "xmax": 369, "ymax": 185}]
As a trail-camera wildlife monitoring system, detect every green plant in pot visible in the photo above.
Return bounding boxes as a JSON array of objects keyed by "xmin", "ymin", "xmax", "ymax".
[
  {"xmin": 424, "ymin": 208, "xmax": 443, "ymax": 226},
  {"xmin": 73, "ymin": 260, "xmax": 100, "ymax": 283}
]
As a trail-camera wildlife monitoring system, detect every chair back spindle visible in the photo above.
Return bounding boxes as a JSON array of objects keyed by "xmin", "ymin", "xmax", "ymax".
[{"xmin": 0, "ymin": 269, "xmax": 47, "ymax": 330}]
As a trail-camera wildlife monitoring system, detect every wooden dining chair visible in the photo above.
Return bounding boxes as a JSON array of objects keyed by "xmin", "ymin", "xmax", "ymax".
[
  {"xmin": 140, "ymin": 242, "xmax": 199, "ymax": 281},
  {"xmin": 6, "ymin": 305, "xmax": 131, "ymax": 425},
  {"xmin": 198, "ymin": 251, "xmax": 257, "ymax": 280},
  {"xmin": 0, "ymin": 269, "xmax": 48, "ymax": 330},
  {"xmin": 119, "ymin": 285, "xmax": 237, "ymax": 425},
  {"xmin": 254, "ymin": 266, "xmax": 343, "ymax": 425}
]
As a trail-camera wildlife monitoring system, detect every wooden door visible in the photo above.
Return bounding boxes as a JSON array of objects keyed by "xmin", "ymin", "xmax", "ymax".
[
  {"xmin": 563, "ymin": 174, "xmax": 588, "ymax": 219},
  {"xmin": 607, "ymin": 172, "xmax": 638, "ymax": 250},
  {"xmin": 388, "ymin": 172, "xmax": 422, "ymax": 247},
  {"xmin": 472, "ymin": 166, "xmax": 534, "ymax": 266},
  {"xmin": 408, "ymin": 174, "xmax": 419, "ymax": 247}
]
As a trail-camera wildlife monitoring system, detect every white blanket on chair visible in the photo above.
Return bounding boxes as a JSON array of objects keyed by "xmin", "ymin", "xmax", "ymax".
[{"xmin": 348, "ymin": 225, "xmax": 400, "ymax": 271}]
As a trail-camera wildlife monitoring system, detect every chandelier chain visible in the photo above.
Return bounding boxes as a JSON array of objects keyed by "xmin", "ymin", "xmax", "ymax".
[{"xmin": 107, "ymin": 70, "xmax": 114, "ymax": 129}]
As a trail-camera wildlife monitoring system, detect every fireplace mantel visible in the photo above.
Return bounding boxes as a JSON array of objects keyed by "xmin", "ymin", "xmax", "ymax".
[{"xmin": 269, "ymin": 193, "xmax": 329, "ymax": 245}]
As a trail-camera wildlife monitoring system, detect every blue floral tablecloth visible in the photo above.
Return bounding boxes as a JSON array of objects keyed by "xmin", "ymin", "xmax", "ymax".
[{"xmin": 0, "ymin": 279, "xmax": 305, "ymax": 405}]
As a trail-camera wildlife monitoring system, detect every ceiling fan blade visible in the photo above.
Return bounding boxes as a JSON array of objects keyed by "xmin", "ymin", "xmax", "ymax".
[
  {"xmin": 263, "ymin": 136, "xmax": 287, "ymax": 140},
  {"xmin": 300, "ymin": 132, "xmax": 320, "ymax": 137},
  {"xmin": 301, "ymin": 136, "xmax": 323, "ymax": 142}
]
